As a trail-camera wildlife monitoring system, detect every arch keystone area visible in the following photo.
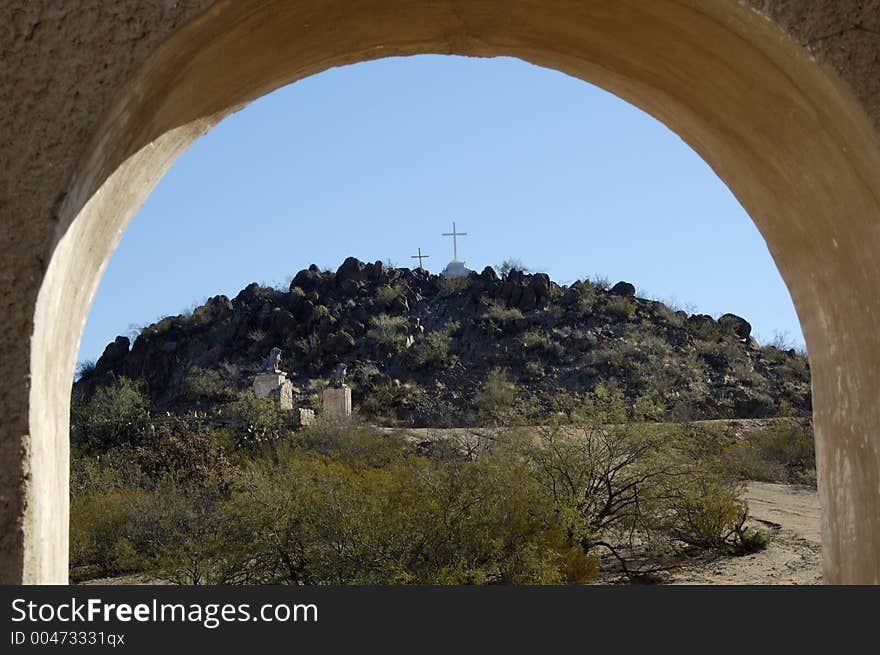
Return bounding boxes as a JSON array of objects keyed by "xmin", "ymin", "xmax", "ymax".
[{"xmin": 2, "ymin": 0, "xmax": 879, "ymax": 583}]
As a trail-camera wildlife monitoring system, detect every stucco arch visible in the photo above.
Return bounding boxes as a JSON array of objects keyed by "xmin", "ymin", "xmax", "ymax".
[{"xmin": 3, "ymin": 0, "xmax": 880, "ymax": 583}]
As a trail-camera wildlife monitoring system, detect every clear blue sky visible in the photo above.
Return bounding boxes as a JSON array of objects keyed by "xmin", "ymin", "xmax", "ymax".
[{"xmin": 78, "ymin": 55, "xmax": 805, "ymax": 365}]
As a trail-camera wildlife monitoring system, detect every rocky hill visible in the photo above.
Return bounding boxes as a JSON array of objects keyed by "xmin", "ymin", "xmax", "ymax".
[{"xmin": 75, "ymin": 257, "xmax": 811, "ymax": 426}]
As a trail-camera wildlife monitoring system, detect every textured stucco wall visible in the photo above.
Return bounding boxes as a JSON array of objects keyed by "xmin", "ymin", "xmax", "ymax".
[
  {"xmin": 0, "ymin": 0, "xmax": 215, "ymax": 583},
  {"xmin": 1, "ymin": 1, "xmax": 878, "ymax": 583},
  {"xmin": 745, "ymin": 0, "xmax": 880, "ymax": 126}
]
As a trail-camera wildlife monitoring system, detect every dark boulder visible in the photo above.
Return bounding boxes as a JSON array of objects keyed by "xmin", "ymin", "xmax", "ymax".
[
  {"xmin": 234, "ymin": 282, "xmax": 266, "ymax": 308},
  {"xmin": 336, "ymin": 256, "xmax": 366, "ymax": 284},
  {"xmin": 272, "ymin": 309, "xmax": 298, "ymax": 336},
  {"xmin": 323, "ymin": 330, "xmax": 356, "ymax": 355},
  {"xmin": 518, "ymin": 285, "xmax": 538, "ymax": 312},
  {"xmin": 191, "ymin": 295, "xmax": 233, "ymax": 325},
  {"xmin": 291, "ymin": 267, "xmax": 323, "ymax": 292},
  {"xmin": 499, "ymin": 281, "xmax": 515, "ymax": 304},
  {"xmin": 390, "ymin": 295, "xmax": 410, "ymax": 314},
  {"xmin": 529, "ymin": 273, "xmax": 551, "ymax": 307},
  {"xmin": 686, "ymin": 314, "xmax": 717, "ymax": 334},
  {"xmin": 94, "ymin": 336, "xmax": 130, "ymax": 375},
  {"xmin": 610, "ymin": 281, "xmax": 636, "ymax": 297},
  {"xmin": 339, "ymin": 278, "xmax": 361, "ymax": 297},
  {"xmin": 291, "ymin": 299, "xmax": 316, "ymax": 324},
  {"xmin": 718, "ymin": 313, "xmax": 752, "ymax": 339}
]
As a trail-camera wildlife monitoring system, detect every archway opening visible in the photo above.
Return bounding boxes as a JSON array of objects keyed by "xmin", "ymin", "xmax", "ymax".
[{"xmin": 69, "ymin": 53, "xmax": 815, "ymax": 584}]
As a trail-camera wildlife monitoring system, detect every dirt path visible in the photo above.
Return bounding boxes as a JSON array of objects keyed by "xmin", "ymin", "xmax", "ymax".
[{"xmin": 668, "ymin": 481, "xmax": 822, "ymax": 585}]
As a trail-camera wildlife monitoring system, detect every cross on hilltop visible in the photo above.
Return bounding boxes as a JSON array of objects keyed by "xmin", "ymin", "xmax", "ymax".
[
  {"xmin": 410, "ymin": 247, "xmax": 430, "ymax": 269},
  {"xmin": 442, "ymin": 221, "xmax": 467, "ymax": 261}
]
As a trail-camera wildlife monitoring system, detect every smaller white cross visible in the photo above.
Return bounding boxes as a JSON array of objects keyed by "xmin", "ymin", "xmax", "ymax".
[{"xmin": 410, "ymin": 247, "xmax": 430, "ymax": 269}]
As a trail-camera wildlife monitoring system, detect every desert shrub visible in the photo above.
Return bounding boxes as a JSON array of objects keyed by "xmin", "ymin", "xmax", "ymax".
[
  {"xmin": 70, "ymin": 429, "xmax": 238, "ymax": 583},
  {"xmin": 483, "ymin": 300, "xmax": 523, "ymax": 322},
  {"xmin": 227, "ymin": 392, "xmax": 287, "ymax": 447},
  {"xmin": 367, "ymin": 313, "xmax": 409, "ymax": 350},
  {"xmin": 777, "ymin": 354, "xmax": 810, "ymax": 381},
  {"xmin": 71, "ymin": 377, "xmax": 151, "ymax": 454},
  {"xmin": 496, "ymin": 258, "xmax": 531, "ymax": 277},
  {"xmin": 134, "ymin": 423, "xmax": 233, "ymax": 485},
  {"xmin": 439, "ymin": 275, "xmax": 471, "ymax": 296},
  {"xmin": 293, "ymin": 418, "xmax": 410, "ymax": 466},
  {"xmin": 524, "ymin": 360, "xmax": 544, "ymax": 378},
  {"xmin": 696, "ymin": 338, "xmax": 741, "ymax": 369},
  {"xmin": 70, "ymin": 383, "xmax": 767, "ymax": 585},
  {"xmin": 411, "ymin": 327, "xmax": 455, "ymax": 368},
  {"xmin": 766, "ymin": 329, "xmax": 796, "ymax": 350},
  {"xmin": 221, "ymin": 447, "xmax": 596, "ymax": 585},
  {"xmin": 520, "ymin": 329, "xmax": 565, "ymax": 361},
  {"xmin": 75, "ymin": 359, "xmax": 96, "ymax": 381},
  {"xmin": 357, "ymin": 382, "xmax": 407, "ymax": 425},
  {"xmin": 512, "ymin": 390, "xmax": 763, "ymax": 577},
  {"xmin": 294, "ymin": 332, "xmax": 322, "ymax": 358},
  {"xmin": 729, "ymin": 359, "xmax": 766, "ymax": 388},
  {"xmin": 654, "ymin": 302, "xmax": 686, "ymax": 328},
  {"xmin": 138, "ymin": 477, "xmax": 235, "ymax": 584},
  {"xmin": 605, "ymin": 296, "xmax": 636, "ymax": 321},
  {"xmin": 727, "ymin": 420, "xmax": 816, "ymax": 485},
  {"xmin": 587, "ymin": 275, "xmax": 612, "ymax": 291},
  {"xmin": 376, "ymin": 283, "xmax": 405, "ymax": 306},
  {"xmin": 664, "ymin": 466, "xmax": 750, "ymax": 550},
  {"xmin": 474, "ymin": 368, "xmax": 520, "ymax": 426},
  {"xmin": 572, "ymin": 283, "xmax": 598, "ymax": 316},
  {"xmin": 183, "ymin": 365, "xmax": 236, "ymax": 404},
  {"xmin": 247, "ymin": 328, "xmax": 267, "ymax": 343},
  {"xmin": 689, "ymin": 319, "xmax": 721, "ymax": 342},
  {"xmin": 312, "ymin": 304, "xmax": 330, "ymax": 321},
  {"xmin": 70, "ymin": 485, "xmax": 152, "ymax": 580}
]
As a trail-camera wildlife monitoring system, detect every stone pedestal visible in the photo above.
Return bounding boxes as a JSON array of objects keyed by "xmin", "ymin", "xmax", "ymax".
[
  {"xmin": 294, "ymin": 408, "xmax": 316, "ymax": 427},
  {"xmin": 323, "ymin": 385, "xmax": 352, "ymax": 419},
  {"xmin": 254, "ymin": 372, "xmax": 295, "ymax": 410}
]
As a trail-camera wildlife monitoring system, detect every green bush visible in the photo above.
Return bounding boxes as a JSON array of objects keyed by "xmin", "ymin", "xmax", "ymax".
[
  {"xmin": 519, "ymin": 329, "xmax": 565, "ymax": 361},
  {"xmin": 70, "ymin": 390, "xmax": 768, "ymax": 584},
  {"xmin": 71, "ymin": 377, "xmax": 151, "ymax": 454},
  {"xmin": 70, "ymin": 485, "xmax": 151, "ymax": 580},
  {"xmin": 665, "ymin": 468, "xmax": 749, "ymax": 550},
  {"xmin": 221, "ymin": 446, "xmax": 596, "ymax": 584},
  {"xmin": 366, "ymin": 313, "xmax": 409, "ymax": 350},
  {"xmin": 183, "ymin": 365, "xmax": 237, "ymax": 404},
  {"xmin": 496, "ymin": 258, "xmax": 531, "ymax": 277},
  {"xmin": 572, "ymin": 283, "xmax": 598, "ymax": 316},
  {"xmin": 411, "ymin": 325, "xmax": 456, "ymax": 368},
  {"xmin": 483, "ymin": 300, "xmax": 523, "ymax": 323},
  {"xmin": 376, "ymin": 284, "xmax": 405, "ymax": 306},
  {"xmin": 75, "ymin": 360, "xmax": 96, "ymax": 381},
  {"xmin": 727, "ymin": 420, "xmax": 816, "ymax": 485},
  {"xmin": 606, "ymin": 296, "xmax": 636, "ymax": 321},
  {"xmin": 227, "ymin": 392, "xmax": 287, "ymax": 447}
]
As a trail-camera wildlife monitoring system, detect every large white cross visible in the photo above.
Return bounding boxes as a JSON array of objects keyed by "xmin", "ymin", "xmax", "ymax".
[{"xmin": 442, "ymin": 221, "xmax": 467, "ymax": 261}]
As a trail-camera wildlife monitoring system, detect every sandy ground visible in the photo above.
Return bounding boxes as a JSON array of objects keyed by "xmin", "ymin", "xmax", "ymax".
[{"xmin": 666, "ymin": 481, "xmax": 822, "ymax": 585}]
